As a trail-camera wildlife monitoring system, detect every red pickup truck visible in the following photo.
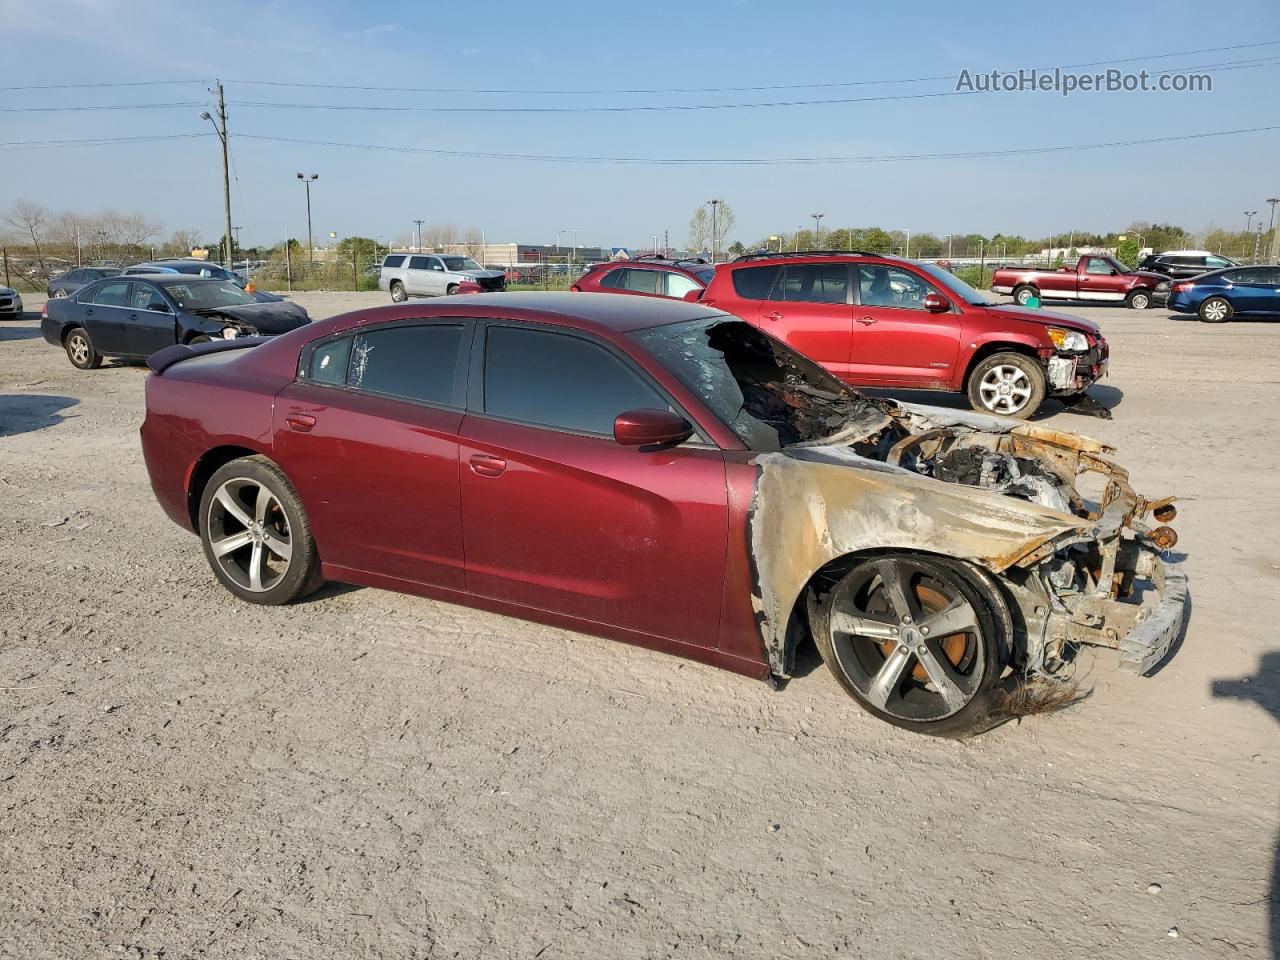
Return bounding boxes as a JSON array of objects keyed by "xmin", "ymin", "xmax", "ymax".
[{"xmin": 991, "ymin": 255, "xmax": 1167, "ymax": 310}]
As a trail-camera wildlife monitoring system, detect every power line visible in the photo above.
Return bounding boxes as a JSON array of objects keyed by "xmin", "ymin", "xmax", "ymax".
[
  {"xmin": 0, "ymin": 133, "xmax": 211, "ymax": 149},
  {"xmin": 0, "ymin": 79, "xmax": 203, "ymax": 92},
  {"xmin": 0, "ymin": 101, "xmax": 203, "ymax": 113},
  {"xmin": 227, "ymin": 123, "xmax": 1280, "ymax": 165},
  {"xmin": 221, "ymin": 40, "xmax": 1280, "ymax": 94}
]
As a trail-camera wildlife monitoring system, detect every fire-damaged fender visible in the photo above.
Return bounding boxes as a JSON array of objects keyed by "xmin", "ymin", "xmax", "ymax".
[{"xmin": 747, "ymin": 445, "xmax": 1089, "ymax": 677}]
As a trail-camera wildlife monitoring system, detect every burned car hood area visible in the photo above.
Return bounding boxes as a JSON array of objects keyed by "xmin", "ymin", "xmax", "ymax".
[
  {"xmin": 191, "ymin": 300, "xmax": 311, "ymax": 336},
  {"xmin": 685, "ymin": 320, "xmax": 1186, "ymax": 687}
]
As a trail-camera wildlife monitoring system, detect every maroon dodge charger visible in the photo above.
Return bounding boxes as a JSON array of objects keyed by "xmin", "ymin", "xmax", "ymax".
[{"xmin": 140, "ymin": 292, "xmax": 1186, "ymax": 737}]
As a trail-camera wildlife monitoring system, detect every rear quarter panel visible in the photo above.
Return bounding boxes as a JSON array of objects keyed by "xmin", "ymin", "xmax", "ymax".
[{"xmin": 141, "ymin": 352, "xmax": 283, "ymax": 532}]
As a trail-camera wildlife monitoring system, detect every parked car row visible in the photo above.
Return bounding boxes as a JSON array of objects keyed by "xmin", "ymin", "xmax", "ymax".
[{"xmin": 45, "ymin": 259, "xmax": 282, "ymax": 302}]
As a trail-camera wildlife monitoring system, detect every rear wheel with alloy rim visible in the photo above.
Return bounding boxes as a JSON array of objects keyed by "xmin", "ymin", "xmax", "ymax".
[
  {"xmin": 812, "ymin": 554, "xmax": 1009, "ymax": 737},
  {"xmin": 65, "ymin": 327, "xmax": 101, "ymax": 369},
  {"xmin": 966, "ymin": 352, "xmax": 1045, "ymax": 419},
  {"xmin": 1013, "ymin": 285, "xmax": 1037, "ymax": 306},
  {"xmin": 1199, "ymin": 296, "xmax": 1232, "ymax": 323},
  {"xmin": 390, "ymin": 281, "xmax": 407, "ymax": 302},
  {"xmin": 198, "ymin": 456, "xmax": 321, "ymax": 604}
]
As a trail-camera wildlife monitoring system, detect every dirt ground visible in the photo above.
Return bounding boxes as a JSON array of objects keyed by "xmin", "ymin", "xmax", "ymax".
[{"xmin": 1, "ymin": 290, "xmax": 1277, "ymax": 959}]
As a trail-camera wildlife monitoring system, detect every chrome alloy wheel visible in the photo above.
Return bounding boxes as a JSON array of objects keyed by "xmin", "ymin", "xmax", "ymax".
[
  {"xmin": 978, "ymin": 364, "xmax": 1033, "ymax": 415},
  {"xmin": 827, "ymin": 558, "xmax": 986, "ymax": 722},
  {"xmin": 1202, "ymin": 299, "xmax": 1229, "ymax": 321},
  {"xmin": 67, "ymin": 332, "xmax": 90, "ymax": 366},
  {"xmin": 206, "ymin": 477, "xmax": 293, "ymax": 592}
]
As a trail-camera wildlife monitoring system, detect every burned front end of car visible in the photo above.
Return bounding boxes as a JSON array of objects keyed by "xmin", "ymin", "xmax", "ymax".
[{"xmin": 885, "ymin": 408, "xmax": 1187, "ymax": 677}]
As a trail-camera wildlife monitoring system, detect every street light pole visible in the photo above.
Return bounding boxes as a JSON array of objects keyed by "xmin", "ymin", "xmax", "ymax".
[
  {"xmin": 297, "ymin": 173, "xmax": 318, "ymax": 267},
  {"xmin": 232, "ymin": 225, "xmax": 241, "ymax": 271},
  {"xmin": 810, "ymin": 213, "xmax": 824, "ymax": 245},
  {"xmin": 198, "ymin": 80, "xmax": 233, "ymax": 270},
  {"xmin": 707, "ymin": 199, "xmax": 721, "ymax": 262},
  {"xmin": 1268, "ymin": 198, "xmax": 1280, "ymax": 263},
  {"xmin": 1244, "ymin": 210, "xmax": 1257, "ymax": 234}
]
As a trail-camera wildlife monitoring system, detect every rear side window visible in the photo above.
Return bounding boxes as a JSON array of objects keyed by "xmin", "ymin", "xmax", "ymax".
[
  {"xmin": 382, "ymin": 255, "xmax": 406, "ymax": 269},
  {"xmin": 89, "ymin": 281, "xmax": 131, "ymax": 306},
  {"xmin": 1229, "ymin": 267, "xmax": 1271, "ymax": 283},
  {"xmin": 483, "ymin": 327, "xmax": 667, "ymax": 436},
  {"xmin": 597, "ymin": 268, "xmax": 623, "ymax": 289},
  {"xmin": 730, "ymin": 265, "xmax": 780, "ymax": 300},
  {"xmin": 617, "ymin": 268, "xmax": 664, "ymax": 295},
  {"xmin": 408, "ymin": 256, "xmax": 430, "ymax": 270},
  {"xmin": 1206, "ymin": 256, "xmax": 1232, "ymax": 268},
  {"xmin": 774, "ymin": 264, "xmax": 850, "ymax": 304},
  {"xmin": 347, "ymin": 324, "xmax": 465, "ymax": 405},
  {"xmin": 309, "ymin": 337, "xmax": 352, "ymax": 385}
]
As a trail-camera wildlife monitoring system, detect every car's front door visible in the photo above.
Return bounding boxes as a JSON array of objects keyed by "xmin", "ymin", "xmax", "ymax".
[
  {"xmin": 125, "ymin": 281, "xmax": 178, "ymax": 356},
  {"xmin": 847, "ymin": 264, "xmax": 961, "ymax": 387},
  {"xmin": 457, "ymin": 322, "xmax": 728, "ymax": 649},
  {"xmin": 425, "ymin": 257, "xmax": 450, "ymax": 295},
  {"xmin": 273, "ymin": 320, "xmax": 471, "ymax": 588},
  {"xmin": 81, "ymin": 280, "xmax": 134, "ymax": 354},
  {"xmin": 751, "ymin": 263, "xmax": 856, "ymax": 379},
  {"xmin": 1078, "ymin": 257, "xmax": 1126, "ymax": 302}
]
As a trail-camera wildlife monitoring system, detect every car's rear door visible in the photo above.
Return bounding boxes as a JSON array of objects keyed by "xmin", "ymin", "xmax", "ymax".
[
  {"xmin": 81, "ymin": 280, "xmax": 135, "ymax": 354},
  {"xmin": 457, "ymin": 321, "xmax": 728, "ymax": 649},
  {"xmin": 849, "ymin": 264, "xmax": 961, "ymax": 386},
  {"xmin": 750, "ymin": 263, "xmax": 855, "ymax": 379},
  {"xmin": 273, "ymin": 319, "xmax": 471, "ymax": 588},
  {"xmin": 1227, "ymin": 267, "xmax": 1280, "ymax": 313}
]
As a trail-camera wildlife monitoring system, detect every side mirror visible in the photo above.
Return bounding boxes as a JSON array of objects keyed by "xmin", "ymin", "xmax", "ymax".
[
  {"xmin": 148, "ymin": 301, "xmax": 171, "ymax": 313},
  {"xmin": 614, "ymin": 409, "xmax": 694, "ymax": 447},
  {"xmin": 923, "ymin": 292, "xmax": 950, "ymax": 313}
]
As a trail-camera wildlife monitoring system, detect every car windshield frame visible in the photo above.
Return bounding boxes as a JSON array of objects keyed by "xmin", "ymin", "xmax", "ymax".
[
  {"xmin": 441, "ymin": 257, "xmax": 482, "ymax": 272},
  {"xmin": 160, "ymin": 279, "xmax": 258, "ymax": 310},
  {"xmin": 631, "ymin": 315, "xmax": 890, "ymax": 452},
  {"xmin": 915, "ymin": 262, "xmax": 994, "ymax": 305}
]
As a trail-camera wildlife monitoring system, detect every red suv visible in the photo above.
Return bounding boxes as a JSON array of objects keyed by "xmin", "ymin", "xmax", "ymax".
[
  {"xmin": 701, "ymin": 252, "xmax": 1108, "ymax": 419},
  {"xmin": 573, "ymin": 256, "xmax": 713, "ymax": 300}
]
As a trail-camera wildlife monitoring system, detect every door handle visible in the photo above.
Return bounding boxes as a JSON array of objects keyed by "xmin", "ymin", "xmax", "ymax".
[
  {"xmin": 85, "ymin": 308, "xmax": 94, "ymax": 316},
  {"xmin": 762, "ymin": 311, "xmax": 783, "ymax": 322},
  {"xmin": 285, "ymin": 414, "xmax": 317, "ymax": 432},
  {"xmin": 469, "ymin": 454, "xmax": 507, "ymax": 478},
  {"xmin": 857, "ymin": 316, "xmax": 878, "ymax": 325}
]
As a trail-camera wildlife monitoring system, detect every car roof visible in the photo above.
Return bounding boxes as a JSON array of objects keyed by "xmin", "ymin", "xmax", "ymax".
[
  {"xmin": 314, "ymin": 292, "xmax": 727, "ymax": 339},
  {"xmin": 727, "ymin": 250, "xmax": 909, "ymax": 267}
]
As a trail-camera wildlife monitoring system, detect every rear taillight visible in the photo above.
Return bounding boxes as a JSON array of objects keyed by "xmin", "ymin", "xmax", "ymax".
[
  {"xmin": 1172, "ymin": 282, "xmax": 1193, "ymax": 293},
  {"xmin": 41, "ymin": 303, "xmax": 48, "ymax": 318},
  {"xmin": 570, "ymin": 284, "xmax": 581, "ymax": 292}
]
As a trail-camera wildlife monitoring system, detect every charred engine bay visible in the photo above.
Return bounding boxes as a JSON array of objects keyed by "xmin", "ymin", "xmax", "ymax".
[{"xmin": 717, "ymin": 322, "xmax": 1084, "ymax": 518}]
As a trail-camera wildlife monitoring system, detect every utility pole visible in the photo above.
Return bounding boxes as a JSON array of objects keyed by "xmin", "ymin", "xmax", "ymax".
[
  {"xmin": 707, "ymin": 199, "xmax": 721, "ymax": 262},
  {"xmin": 413, "ymin": 219, "xmax": 424, "ymax": 253},
  {"xmin": 284, "ymin": 235, "xmax": 292, "ymax": 293},
  {"xmin": 199, "ymin": 82, "xmax": 233, "ymax": 270},
  {"xmin": 1269, "ymin": 198, "xmax": 1280, "ymax": 263},
  {"xmin": 296, "ymin": 173, "xmax": 318, "ymax": 268}
]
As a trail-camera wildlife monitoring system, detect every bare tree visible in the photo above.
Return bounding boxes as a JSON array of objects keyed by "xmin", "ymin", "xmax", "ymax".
[
  {"xmin": 688, "ymin": 207, "xmax": 711, "ymax": 252},
  {"xmin": 5, "ymin": 200, "xmax": 49, "ymax": 270},
  {"xmin": 168, "ymin": 228, "xmax": 203, "ymax": 257},
  {"xmin": 462, "ymin": 228, "xmax": 484, "ymax": 261},
  {"xmin": 422, "ymin": 223, "xmax": 458, "ymax": 250},
  {"xmin": 714, "ymin": 202, "xmax": 737, "ymax": 252}
]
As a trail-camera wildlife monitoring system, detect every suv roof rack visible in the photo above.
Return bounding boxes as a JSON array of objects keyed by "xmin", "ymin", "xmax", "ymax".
[
  {"xmin": 632, "ymin": 254, "xmax": 710, "ymax": 265},
  {"xmin": 730, "ymin": 250, "xmax": 892, "ymax": 263}
]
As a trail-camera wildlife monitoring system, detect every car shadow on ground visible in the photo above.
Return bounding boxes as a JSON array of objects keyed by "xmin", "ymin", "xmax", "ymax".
[
  {"xmin": 0, "ymin": 394, "xmax": 79, "ymax": 437},
  {"xmin": 862, "ymin": 383, "xmax": 1124, "ymax": 421},
  {"xmin": 1211, "ymin": 652, "xmax": 1280, "ymax": 958},
  {"xmin": 0, "ymin": 323, "xmax": 42, "ymax": 341}
]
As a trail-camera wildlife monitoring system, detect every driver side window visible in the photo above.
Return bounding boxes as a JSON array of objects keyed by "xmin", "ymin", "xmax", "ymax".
[
  {"xmin": 1085, "ymin": 258, "xmax": 1114, "ymax": 275},
  {"xmin": 858, "ymin": 265, "xmax": 934, "ymax": 310}
]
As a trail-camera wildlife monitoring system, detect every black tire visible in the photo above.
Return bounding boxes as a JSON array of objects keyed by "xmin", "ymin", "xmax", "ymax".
[
  {"xmin": 64, "ymin": 327, "xmax": 102, "ymax": 370},
  {"xmin": 810, "ymin": 554, "xmax": 1011, "ymax": 738},
  {"xmin": 1125, "ymin": 288, "xmax": 1152, "ymax": 310},
  {"xmin": 965, "ymin": 351, "xmax": 1046, "ymax": 420},
  {"xmin": 1012, "ymin": 284, "xmax": 1037, "ymax": 306},
  {"xmin": 1198, "ymin": 296, "xmax": 1233, "ymax": 323},
  {"xmin": 197, "ymin": 455, "xmax": 322, "ymax": 605},
  {"xmin": 390, "ymin": 281, "xmax": 407, "ymax": 303},
  {"xmin": 446, "ymin": 283, "xmax": 459, "ymax": 296}
]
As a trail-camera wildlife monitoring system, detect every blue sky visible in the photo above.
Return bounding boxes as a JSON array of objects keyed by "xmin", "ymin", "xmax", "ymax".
[{"xmin": 2, "ymin": 0, "xmax": 1278, "ymax": 249}]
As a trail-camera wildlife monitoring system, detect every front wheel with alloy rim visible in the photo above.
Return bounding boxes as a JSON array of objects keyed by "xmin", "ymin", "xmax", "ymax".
[
  {"xmin": 52, "ymin": 289, "xmax": 67, "ymax": 298},
  {"xmin": 390, "ymin": 281, "xmax": 407, "ymax": 303},
  {"xmin": 966, "ymin": 352, "xmax": 1045, "ymax": 419},
  {"xmin": 1199, "ymin": 296, "xmax": 1233, "ymax": 323},
  {"xmin": 811, "ymin": 554, "xmax": 1010, "ymax": 737},
  {"xmin": 1126, "ymin": 289, "xmax": 1152, "ymax": 310},
  {"xmin": 64, "ymin": 327, "xmax": 101, "ymax": 369},
  {"xmin": 198, "ymin": 456, "xmax": 322, "ymax": 605}
]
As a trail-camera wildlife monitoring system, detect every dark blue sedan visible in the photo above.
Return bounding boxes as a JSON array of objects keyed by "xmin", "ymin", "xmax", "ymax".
[{"xmin": 1168, "ymin": 266, "xmax": 1280, "ymax": 322}]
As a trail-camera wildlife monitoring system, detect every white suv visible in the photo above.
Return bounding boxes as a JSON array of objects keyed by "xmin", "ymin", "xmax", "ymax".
[{"xmin": 379, "ymin": 253, "xmax": 507, "ymax": 301}]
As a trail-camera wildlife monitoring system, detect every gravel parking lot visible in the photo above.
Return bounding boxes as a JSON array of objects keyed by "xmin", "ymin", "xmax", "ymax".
[{"xmin": 2, "ymin": 290, "xmax": 1277, "ymax": 959}]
